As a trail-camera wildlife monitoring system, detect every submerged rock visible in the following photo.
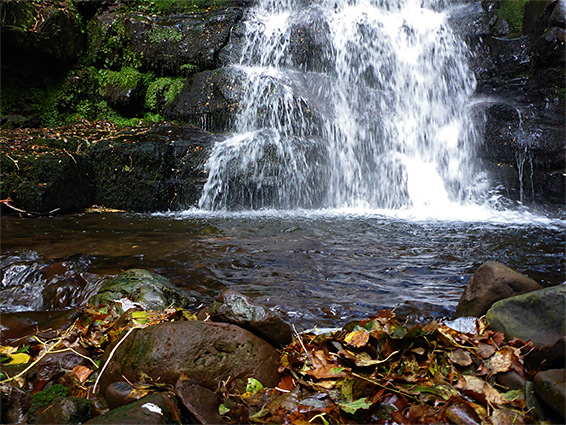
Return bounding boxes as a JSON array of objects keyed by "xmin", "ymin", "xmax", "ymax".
[
  {"xmin": 485, "ymin": 284, "xmax": 566, "ymax": 347},
  {"xmin": 207, "ymin": 289, "xmax": 293, "ymax": 348},
  {"xmin": 88, "ymin": 269, "xmax": 191, "ymax": 310},
  {"xmin": 97, "ymin": 320, "xmax": 280, "ymax": 397},
  {"xmin": 455, "ymin": 262, "xmax": 541, "ymax": 318}
]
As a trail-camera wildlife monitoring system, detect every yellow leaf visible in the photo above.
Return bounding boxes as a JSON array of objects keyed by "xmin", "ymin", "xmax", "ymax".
[
  {"xmin": 344, "ymin": 330, "xmax": 369, "ymax": 348},
  {"xmin": 0, "ymin": 346, "xmax": 17, "ymax": 355},
  {"xmin": 8, "ymin": 353, "xmax": 31, "ymax": 364}
]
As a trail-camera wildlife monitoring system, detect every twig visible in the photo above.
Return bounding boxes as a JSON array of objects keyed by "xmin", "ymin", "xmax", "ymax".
[
  {"xmin": 63, "ymin": 148, "xmax": 77, "ymax": 164},
  {"xmin": 92, "ymin": 326, "xmax": 138, "ymax": 394},
  {"xmin": 0, "ymin": 338, "xmax": 63, "ymax": 384},
  {"xmin": 6, "ymin": 154, "xmax": 19, "ymax": 170}
]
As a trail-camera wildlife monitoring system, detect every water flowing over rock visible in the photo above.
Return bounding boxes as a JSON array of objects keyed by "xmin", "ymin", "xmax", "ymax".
[{"xmin": 199, "ymin": 0, "xmax": 490, "ymax": 212}]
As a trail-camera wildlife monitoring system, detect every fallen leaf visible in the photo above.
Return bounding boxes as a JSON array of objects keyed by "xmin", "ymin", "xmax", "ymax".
[
  {"xmin": 489, "ymin": 347, "xmax": 523, "ymax": 375},
  {"xmin": 72, "ymin": 365, "xmax": 93, "ymax": 383},
  {"xmin": 8, "ymin": 352, "xmax": 30, "ymax": 364},
  {"xmin": 337, "ymin": 397, "xmax": 372, "ymax": 414},
  {"xmin": 448, "ymin": 349, "xmax": 473, "ymax": 367},
  {"xmin": 344, "ymin": 330, "xmax": 370, "ymax": 348}
]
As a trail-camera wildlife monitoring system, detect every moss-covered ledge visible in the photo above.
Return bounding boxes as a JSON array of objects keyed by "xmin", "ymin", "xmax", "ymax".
[{"xmin": 0, "ymin": 121, "xmax": 218, "ymax": 215}]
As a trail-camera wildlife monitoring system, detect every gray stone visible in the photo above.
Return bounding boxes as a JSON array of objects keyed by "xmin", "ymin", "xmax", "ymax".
[
  {"xmin": 486, "ymin": 285, "xmax": 566, "ymax": 347},
  {"xmin": 209, "ymin": 290, "xmax": 293, "ymax": 348},
  {"xmin": 455, "ymin": 262, "xmax": 541, "ymax": 318},
  {"xmin": 98, "ymin": 320, "xmax": 280, "ymax": 397},
  {"xmin": 534, "ymin": 369, "xmax": 566, "ymax": 421},
  {"xmin": 88, "ymin": 269, "xmax": 190, "ymax": 310}
]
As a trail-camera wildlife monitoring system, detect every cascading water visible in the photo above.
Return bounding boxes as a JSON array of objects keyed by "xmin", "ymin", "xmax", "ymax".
[{"xmin": 199, "ymin": 0, "xmax": 490, "ymax": 212}]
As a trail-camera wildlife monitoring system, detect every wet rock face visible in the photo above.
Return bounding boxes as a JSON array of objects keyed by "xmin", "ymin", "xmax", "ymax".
[
  {"xmin": 87, "ymin": 4, "xmax": 248, "ymax": 74},
  {"xmin": 98, "ymin": 320, "xmax": 281, "ymax": 398},
  {"xmin": 473, "ymin": 0, "xmax": 566, "ymax": 207},
  {"xmin": 455, "ymin": 261, "xmax": 541, "ymax": 318}
]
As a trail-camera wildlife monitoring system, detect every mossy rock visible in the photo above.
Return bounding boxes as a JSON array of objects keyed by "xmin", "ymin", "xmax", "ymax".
[{"xmin": 88, "ymin": 269, "xmax": 191, "ymax": 310}]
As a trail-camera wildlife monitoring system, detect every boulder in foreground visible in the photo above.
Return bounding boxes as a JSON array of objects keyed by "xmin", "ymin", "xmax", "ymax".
[
  {"xmin": 455, "ymin": 261, "xmax": 541, "ymax": 317},
  {"xmin": 97, "ymin": 320, "xmax": 280, "ymax": 398}
]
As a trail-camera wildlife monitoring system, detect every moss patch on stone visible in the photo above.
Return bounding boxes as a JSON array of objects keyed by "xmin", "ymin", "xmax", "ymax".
[{"xmin": 499, "ymin": 0, "xmax": 529, "ymax": 35}]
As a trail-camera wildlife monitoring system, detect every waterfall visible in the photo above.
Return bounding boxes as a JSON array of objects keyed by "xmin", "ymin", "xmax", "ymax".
[{"xmin": 199, "ymin": 0, "xmax": 489, "ymax": 212}]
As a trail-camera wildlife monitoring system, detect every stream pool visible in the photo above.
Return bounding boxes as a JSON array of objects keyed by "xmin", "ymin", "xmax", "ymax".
[{"xmin": 1, "ymin": 209, "xmax": 564, "ymax": 329}]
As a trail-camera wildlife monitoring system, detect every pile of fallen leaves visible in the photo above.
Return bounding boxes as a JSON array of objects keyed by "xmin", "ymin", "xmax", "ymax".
[
  {"xmin": 218, "ymin": 310, "xmax": 534, "ymax": 424},
  {"xmin": 1, "ymin": 306, "xmax": 535, "ymax": 424},
  {"xmin": 0, "ymin": 304, "xmax": 197, "ymax": 399}
]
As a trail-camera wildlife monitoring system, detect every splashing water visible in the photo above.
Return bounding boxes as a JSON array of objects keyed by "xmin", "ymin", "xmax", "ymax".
[{"xmin": 199, "ymin": 0, "xmax": 492, "ymax": 213}]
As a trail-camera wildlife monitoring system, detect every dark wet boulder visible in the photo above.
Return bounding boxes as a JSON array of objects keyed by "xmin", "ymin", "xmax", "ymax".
[
  {"xmin": 88, "ymin": 269, "xmax": 191, "ymax": 310},
  {"xmin": 533, "ymin": 368, "xmax": 566, "ymax": 421},
  {"xmin": 0, "ymin": 147, "xmax": 93, "ymax": 214},
  {"xmin": 455, "ymin": 262, "xmax": 541, "ymax": 318},
  {"xmin": 85, "ymin": 392, "xmax": 180, "ymax": 424},
  {"xmin": 164, "ymin": 68, "xmax": 243, "ymax": 132},
  {"xmin": 87, "ymin": 123, "xmax": 215, "ymax": 212},
  {"xmin": 485, "ymin": 285, "xmax": 566, "ymax": 347},
  {"xmin": 105, "ymin": 381, "xmax": 146, "ymax": 410},
  {"xmin": 208, "ymin": 290, "xmax": 293, "ymax": 348},
  {"xmin": 97, "ymin": 320, "xmax": 280, "ymax": 397}
]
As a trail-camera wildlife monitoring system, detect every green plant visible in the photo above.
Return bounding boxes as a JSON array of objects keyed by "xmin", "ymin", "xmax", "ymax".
[
  {"xmin": 148, "ymin": 26, "xmax": 183, "ymax": 43},
  {"xmin": 145, "ymin": 77, "xmax": 185, "ymax": 111},
  {"xmin": 498, "ymin": 0, "xmax": 529, "ymax": 35}
]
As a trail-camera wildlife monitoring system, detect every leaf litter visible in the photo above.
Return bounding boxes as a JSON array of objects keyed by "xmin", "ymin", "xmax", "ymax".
[{"xmin": 1, "ymin": 304, "xmax": 536, "ymax": 424}]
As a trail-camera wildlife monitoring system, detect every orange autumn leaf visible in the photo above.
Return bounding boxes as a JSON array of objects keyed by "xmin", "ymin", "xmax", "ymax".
[
  {"xmin": 72, "ymin": 365, "xmax": 93, "ymax": 383},
  {"xmin": 344, "ymin": 329, "xmax": 370, "ymax": 348}
]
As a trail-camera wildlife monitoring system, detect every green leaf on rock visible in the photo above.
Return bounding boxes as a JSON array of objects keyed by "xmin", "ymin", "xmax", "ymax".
[
  {"xmin": 219, "ymin": 404, "xmax": 230, "ymax": 415},
  {"xmin": 246, "ymin": 377, "xmax": 264, "ymax": 394},
  {"xmin": 338, "ymin": 397, "xmax": 372, "ymax": 414}
]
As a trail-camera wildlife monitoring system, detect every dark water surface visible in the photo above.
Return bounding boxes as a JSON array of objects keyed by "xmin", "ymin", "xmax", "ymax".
[{"xmin": 1, "ymin": 211, "xmax": 564, "ymax": 329}]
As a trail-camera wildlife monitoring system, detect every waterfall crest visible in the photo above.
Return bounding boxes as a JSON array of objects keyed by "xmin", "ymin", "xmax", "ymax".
[{"xmin": 199, "ymin": 0, "xmax": 489, "ymax": 212}]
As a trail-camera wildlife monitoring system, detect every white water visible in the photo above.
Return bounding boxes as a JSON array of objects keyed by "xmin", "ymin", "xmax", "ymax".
[{"xmin": 198, "ymin": 0, "xmax": 499, "ymax": 215}]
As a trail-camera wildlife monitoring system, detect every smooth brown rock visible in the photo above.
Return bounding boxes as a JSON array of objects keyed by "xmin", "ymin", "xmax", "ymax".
[
  {"xmin": 98, "ymin": 320, "xmax": 280, "ymax": 398},
  {"xmin": 175, "ymin": 379, "xmax": 225, "ymax": 424},
  {"xmin": 455, "ymin": 262, "xmax": 541, "ymax": 318}
]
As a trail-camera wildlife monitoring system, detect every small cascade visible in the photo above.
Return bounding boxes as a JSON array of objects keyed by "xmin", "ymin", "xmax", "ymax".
[{"xmin": 199, "ymin": 0, "xmax": 490, "ymax": 212}]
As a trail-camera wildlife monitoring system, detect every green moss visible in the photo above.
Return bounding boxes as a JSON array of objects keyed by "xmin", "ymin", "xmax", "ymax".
[
  {"xmin": 498, "ymin": 0, "xmax": 529, "ymax": 35},
  {"xmin": 148, "ymin": 26, "xmax": 183, "ymax": 43},
  {"xmin": 31, "ymin": 384, "xmax": 69, "ymax": 408},
  {"xmin": 145, "ymin": 77, "xmax": 185, "ymax": 111},
  {"xmin": 98, "ymin": 66, "xmax": 143, "ymax": 91},
  {"xmin": 129, "ymin": 0, "xmax": 229, "ymax": 14},
  {"xmin": 180, "ymin": 63, "xmax": 198, "ymax": 76}
]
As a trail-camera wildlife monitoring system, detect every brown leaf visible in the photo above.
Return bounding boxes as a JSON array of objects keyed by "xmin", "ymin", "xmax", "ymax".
[
  {"xmin": 305, "ymin": 350, "xmax": 349, "ymax": 379},
  {"xmin": 448, "ymin": 349, "xmax": 473, "ymax": 367},
  {"xmin": 445, "ymin": 400, "xmax": 482, "ymax": 425},
  {"xmin": 72, "ymin": 365, "xmax": 93, "ymax": 383},
  {"xmin": 489, "ymin": 347, "xmax": 523, "ymax": 375},
  {"xmin": 483, "ymin": 381, "xmax": 508, "ymax": 407},
  {"xmin": 477, "ymin": 343, "xmax": 496, "ymax": 359}
]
